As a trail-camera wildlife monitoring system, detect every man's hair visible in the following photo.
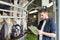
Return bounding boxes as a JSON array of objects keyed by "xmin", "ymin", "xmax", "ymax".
[{"xmin": 39, "ymin": 6, "xmax": 48, "ymax": 13}]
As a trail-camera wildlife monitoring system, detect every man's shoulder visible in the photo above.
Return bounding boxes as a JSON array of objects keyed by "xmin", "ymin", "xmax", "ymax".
[{"xmin": 48, "ymin": 18, "xmax": 54, "ymax": 23}]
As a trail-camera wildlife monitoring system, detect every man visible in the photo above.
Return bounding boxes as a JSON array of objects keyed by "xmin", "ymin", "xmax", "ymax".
[{"xmin": 37, "ymin": 6, "xmax": 56, "ymax": 40}]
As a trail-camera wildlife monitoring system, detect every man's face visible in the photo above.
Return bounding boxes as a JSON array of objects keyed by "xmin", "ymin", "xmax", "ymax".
[{"xmin": 40, "ymin": 12, "xmax": 47, "ymax": 20}]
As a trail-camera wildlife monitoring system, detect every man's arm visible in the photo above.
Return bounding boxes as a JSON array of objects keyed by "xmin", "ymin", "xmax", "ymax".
[
  {"xmin": 37, "ymin": 30, "xmax": 56, "ymax": 38},
  {"xmin": 42, "ymin": 31, "xmax": 56, "ymax": 37}
]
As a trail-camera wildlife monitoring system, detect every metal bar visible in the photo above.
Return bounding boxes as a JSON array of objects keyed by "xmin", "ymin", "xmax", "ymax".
[
  {"xmin": 0, "ymin": 16, "xmax": 23, "ymax": 18},
  {"xmin": 0, "ymin": 9, "xmax": 20, "ymax": 14},
  {"xmin": 58, "ymin": 0, "xmax": 60, "ymax": 40},
  {"xmin": 0, "ymin": 1, "xmax": 28, "ymax": 12},
  {"xmin": 53, "ymin": 0, "xmax": 57, "ymax": 40},
  {"xmin": 0, "ymin": 9, "xmax": 27, "ymax": 15},
  {"xmin": 24, "ymin": 0, "xmax": 34, "ymax": 8},
  {"xmin": 53, "ymin": 0, "xmax": 56, "ymax": 24}
]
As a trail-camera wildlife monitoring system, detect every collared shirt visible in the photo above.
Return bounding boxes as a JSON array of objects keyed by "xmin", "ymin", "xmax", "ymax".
[{"xmin": 38, "ymin": 18, "xmax": 56, "ymax": 40}]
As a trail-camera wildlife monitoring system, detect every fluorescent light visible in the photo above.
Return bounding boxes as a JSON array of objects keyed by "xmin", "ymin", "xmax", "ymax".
[
  {"xmin": 47, "ymin": 2, "xmax": 53, "ymax": 7},
  {"xmin": 29, "ymin": 10, "xmax": 38, "ymax": 14}
]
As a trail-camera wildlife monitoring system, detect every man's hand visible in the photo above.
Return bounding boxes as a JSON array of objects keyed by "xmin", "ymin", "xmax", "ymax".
[{"xmin": 37, "ymin": 30, "xmax": 43, "ymax": 35}]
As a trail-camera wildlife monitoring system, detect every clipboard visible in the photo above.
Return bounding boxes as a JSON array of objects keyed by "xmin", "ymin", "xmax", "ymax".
[{"xmin": 28, "ymin": 26, "xmax": 38, "ymax": 35}]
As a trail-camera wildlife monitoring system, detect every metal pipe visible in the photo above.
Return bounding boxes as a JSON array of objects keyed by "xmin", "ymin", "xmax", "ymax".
[
  {"xmin": 0, "ymin": 9, "xmax": 20, "ymax": 14},
  {"xmin": 0, "ymin": 1, "xmax": 28, "ymax": 12},
  {"xmin": 58, "ymin": 0, "xmax": 60, "ymax": 40},
  {"xmin": 53, "ymin": 0, "xmax": 56, "ymax": 24},
  {"xmin": 52, "ymin": 1, "xmax": 57, "ymax": 40},
  {"xmin": 0, "ymin": 16, "xmax": 23, "ymax": 18},
  {"xmin": 0, "ymin": 9, "xmax": 27, "ymax": 15},
  {"xmin": 24, "ymin": 0, "xmax": 34, "ymax": 8}
]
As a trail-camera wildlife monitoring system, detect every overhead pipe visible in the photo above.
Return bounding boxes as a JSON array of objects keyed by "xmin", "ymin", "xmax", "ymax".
[{"xmin": 29, "ymin": 6, "xmax": 40, "ymax": 11}]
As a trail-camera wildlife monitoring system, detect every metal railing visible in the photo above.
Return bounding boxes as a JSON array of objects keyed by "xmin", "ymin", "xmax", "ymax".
[
  {"xmin": 0, "ymin": 1, "xmax": 28, "ymax": 18},
  {"xmin": 0, "ymin": 0, "xmax": 35, "ymax": 18},
  {"xmin": 0, "ymin": 1, "xmax": 28, "ymax": 12}
]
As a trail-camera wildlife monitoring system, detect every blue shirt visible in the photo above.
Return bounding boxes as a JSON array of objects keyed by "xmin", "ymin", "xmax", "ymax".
[{"xmin": 38, "ymin": 18, "xmax": 56, "ymax": 40}]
